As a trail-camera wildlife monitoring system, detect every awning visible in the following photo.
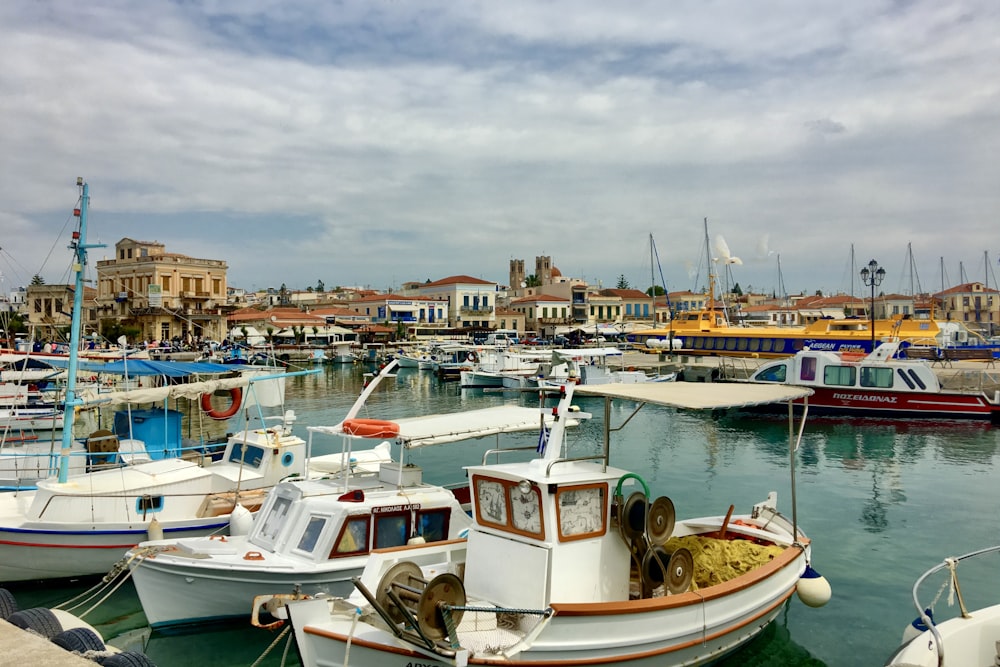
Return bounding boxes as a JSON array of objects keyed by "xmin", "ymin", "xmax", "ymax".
[
  {"xmin": 387, "ymin": 304, "xmax": 419, "ymax": 312},
  {"xmin": 309, "ymin": 405, "xmax": 588, "ymax": 448},
  {"xmin": 575, "ymin": 383, "xmax": 812, "ymax": 410}
]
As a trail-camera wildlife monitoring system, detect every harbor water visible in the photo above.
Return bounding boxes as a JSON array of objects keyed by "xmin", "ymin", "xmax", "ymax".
[{"xmin": 7, "ymin": 362, "xmax": 1000, "ymax": 667}]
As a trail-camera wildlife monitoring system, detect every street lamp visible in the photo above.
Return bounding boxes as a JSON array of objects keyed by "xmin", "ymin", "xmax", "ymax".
[{"xmin": 859, "ymin": 259, "xmax": 886, "ymax": 350}]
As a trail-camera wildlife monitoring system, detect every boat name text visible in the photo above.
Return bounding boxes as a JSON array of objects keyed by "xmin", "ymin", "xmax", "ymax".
[
  {"xmin": 832, "ymin": 393, "xmax": 898, "ymax": 404},
  {"xmin": 373, "ymin": 504, "xmax": 421, "ymax": 514}
]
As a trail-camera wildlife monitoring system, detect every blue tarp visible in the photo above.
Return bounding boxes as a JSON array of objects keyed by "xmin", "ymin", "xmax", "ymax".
[{"xmin": 45, "ymin": 358, "xmax": 245, "ymax": 377}]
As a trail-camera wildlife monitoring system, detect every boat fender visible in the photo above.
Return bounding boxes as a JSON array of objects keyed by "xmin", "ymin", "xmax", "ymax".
[
  {"xmin": 51, "ymin": 627, "xmax": 106, "ymax": 654},
  {"xmin": 200, "ymin": 387, "xmax": 243, "ymax": 420},
  {"xmin": 229, "ymin": 503, "xmax": 254, "ymax": 537},
  {"xmin": 796, "ymin": 564, "xmax": 832, "ymax": 608},
  {"xmin": 900, "ymin": 608, "xmax": 934, "ymax": 644},
  {"xmin": 146, "ymin": 516, "xmax": 163, "ymax": 542},
  {"xmin": 342, "ymin": 418, "xmax": 401, "ymax": 438},
  {"xmin": 0, "ymin": 588, "xmax": 18, "ymax": 620},
  {"xmin": 7, "ymin": 607, "xmax": 63, "ymax": 639},
  {"xmin": 99, "ymin": 650, "xmax": 158, "ymax": 666}
]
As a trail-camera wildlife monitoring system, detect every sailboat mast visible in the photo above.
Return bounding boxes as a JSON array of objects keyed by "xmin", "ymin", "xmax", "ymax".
[
  {"xmin": 58, "ymin": 179, "xmax": 106, "ymax": 483},
  {"xmin": 703, "ymin": 217, "xmax": 715, "ymax": 311}
]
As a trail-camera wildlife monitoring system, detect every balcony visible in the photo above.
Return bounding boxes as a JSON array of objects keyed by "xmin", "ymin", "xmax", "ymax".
[
  {"xmin": 180, "ymin": 291, "xmax": 211, "ymax": 299},
  {"xmin": 459, "ymin": 307, "xmax": 492, "ymax": 315}
]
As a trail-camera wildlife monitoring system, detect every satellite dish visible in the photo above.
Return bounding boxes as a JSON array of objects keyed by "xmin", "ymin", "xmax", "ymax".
[
  {"xmin": 520, "ymin": 281, "xmax": 527, "ymax": 288},
  {"xmin": 270, "ymin": 315, "xmax": 278, "ymax": 322}
]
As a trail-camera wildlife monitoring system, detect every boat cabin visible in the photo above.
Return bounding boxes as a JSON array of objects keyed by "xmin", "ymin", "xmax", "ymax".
[{"xmin": 750, "ymin": 345, "xmax": 941, "ymax": 394}]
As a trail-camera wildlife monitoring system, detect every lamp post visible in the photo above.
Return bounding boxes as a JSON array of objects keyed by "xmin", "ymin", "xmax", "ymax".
[{"xmin": 859, "ymin": 259, "xmax": 885, "ymax": 350}]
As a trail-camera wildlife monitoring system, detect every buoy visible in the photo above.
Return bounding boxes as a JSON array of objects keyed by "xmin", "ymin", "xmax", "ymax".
[
  {"xmin": 230, "ymin": 503, "xmax": 254, "ymax": 537},
  {"xmin": 796, "ymin": 564, "xmax": 832, "ymax": 608},
  {"xmin": 900, "ymin": 608, "xmax": 934, "ymax": 644},
  {"xmin": 146, "ymin": 516, "xmax": 163, "ymax": 542}
]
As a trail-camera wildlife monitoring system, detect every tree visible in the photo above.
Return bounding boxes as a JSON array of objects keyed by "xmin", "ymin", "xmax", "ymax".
[
  {"xmin": 732, "ymin": 283, "xmax": 743, "ymax": 296},
  {"xmin": 316, "ymin": 280, "xmax": 325, "ymax": 293},
  {"xmin": 616, "ymin": 275, "xmax": 630, "ymax": 289},
  {"xmin": 645, "ymin": 286, "xmax": 665, "ymax": 297},
  {"xmin": 525, "ymin": 274, "xmax": 541, "ymax": 288},
  {"xmin": 30, "ymin": 274, "xmax": 45, "ymax": 285}
]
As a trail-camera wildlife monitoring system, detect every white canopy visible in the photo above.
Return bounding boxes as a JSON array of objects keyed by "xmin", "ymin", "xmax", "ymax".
[
  {"xmin": 575, "ymin": 382, "xmax": 812, "ymax": 410},
  {"xmin": 310, "ymin": 405, "xmax": 587, "ymax": 448}
]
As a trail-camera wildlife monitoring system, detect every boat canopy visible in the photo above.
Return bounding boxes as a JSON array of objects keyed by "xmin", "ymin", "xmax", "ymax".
[
  {"xmin": 311, "ymin": 405, "xmax": 586, "ymax": 449},
  {"xmin": 45, "ymin": 358, "xmax": 246, "ymax": 377},
  {"xmin": 575, "ymin": 382, "xmax": 812, "ymax": 410}
]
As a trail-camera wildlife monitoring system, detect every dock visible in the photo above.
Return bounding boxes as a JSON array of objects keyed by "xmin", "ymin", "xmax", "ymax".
[{"xmin": 0, "ymin": 619, "xmax": 97, "ymax": 666}]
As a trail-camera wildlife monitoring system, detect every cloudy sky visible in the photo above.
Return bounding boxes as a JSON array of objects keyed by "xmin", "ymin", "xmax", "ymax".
[{"xmin": 2, "ymin": 1, "xmax": 998, "ymax": 299}]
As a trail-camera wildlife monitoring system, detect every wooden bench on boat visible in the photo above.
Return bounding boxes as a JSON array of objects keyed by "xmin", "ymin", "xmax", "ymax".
[
  {"xmin": 941, "ymin": 347, "xmax": 996, "ymax": 367},
  {"xmin": 903, "ymin": 347, "xmax": 942, "ymax": 364}
]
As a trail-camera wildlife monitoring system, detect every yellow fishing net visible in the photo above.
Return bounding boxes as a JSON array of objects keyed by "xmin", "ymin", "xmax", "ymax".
[{"xmin": 663, "ymin": 535, "xmax": 786, "ymax": 591}]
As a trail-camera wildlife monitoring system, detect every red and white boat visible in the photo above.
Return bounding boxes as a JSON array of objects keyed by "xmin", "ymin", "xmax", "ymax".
[{"xmin": 747, "ymin": 341, "xmax": 1000, "ymax": 421}]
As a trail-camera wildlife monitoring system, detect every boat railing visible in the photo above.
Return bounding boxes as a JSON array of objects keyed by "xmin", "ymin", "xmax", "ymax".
[
  {"xmin": 480, "ymin": 445, "xmax": 538, "ymax": 465},
  {"xmin": 717, "ymin": 356, "xmax": 764, "ymax": 381},
  {"xmin": 909, "ymin": 544, "xmax": 1000, "ymax": 667}
]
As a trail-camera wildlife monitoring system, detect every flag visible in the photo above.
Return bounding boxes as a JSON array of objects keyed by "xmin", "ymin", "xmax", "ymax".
[{"xmin": 536, "ymin": 425, "xmax": 550, "ymax": 455}]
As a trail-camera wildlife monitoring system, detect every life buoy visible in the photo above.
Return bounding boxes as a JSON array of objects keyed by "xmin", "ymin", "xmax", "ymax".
[
  {"xmin": 201, "ymin": 387, "xmax": 243, "ymax": 420},
  {"xmin": 342, "ymin": 418, "xmax": 400, "ymax": 438}
]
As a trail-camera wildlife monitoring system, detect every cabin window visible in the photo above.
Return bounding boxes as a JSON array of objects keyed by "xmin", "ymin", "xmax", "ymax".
[
  {"xmin": 416, "ymin": 509, "xmax": 450, "ymax": 543},
  {"xmin": 860, "ymin": 367, "xmax": 893, "ymax": 388},
  {"xmin": 704, "ymin": 338, "xmax": 714, "ymax": 350},
  {"xmin": 755, "ymin": 363, "xmax": 787, "ymax": 383},
  {"xmin": 725, "ymin": 338, "xmax": 737, "ymax": 351},
  {"xmin": 800, "ymin": 357, "xmax": 817, "ymax": 381},
  {"xmin": 330, "ymin": 515, "xmax": 370, "ymax": 556},
  {"xmin": 296, "ymin": 516, "xmax": 327, "ymax": 553},
  {"xmin": 229, "ymin": 444, "xmax": 264, "ymax": 469},
  {"xmin": 508, "ymin": 483, "xmax": 544, "ymax": 537},
  {"xmin": 258, "ymin": 496, "xmax": 293, "ymax": 544},
  {"xmin": 748, "ymin": 339, "xmax": 760, "ymax": 352},
  {"xmin": 823, "ymin": 365, "xmax": 856, "ymax": 386},
  {"xmin": 907, "ymin": 369, "xmax": 927, "ymax": 390},
  {"xmin": 762, "ymin": 339, "xmax": 773, "ymax": 352},
  {"xmin": 737, "ymin": 338, "xmax": 748, "ymax": 351},
  {"xmin": 136, "ymin": 495, "xmax": 163, "ymax": 515},
  {"xmin": 556, "ymin": 484, "xmax": 606, "ymax": 542},
  {"xmin": 774, "ymin": 339, "xmax": 786, "ymax": 353},
  {"xmin": 693, "ymin": 338, "xmax": 704, "ymax": 350},
  {"xmin": 474, "ymin": 477, "xmax": 509, "ymax": 527},
  {"xmin": 896, "ymin": 368, "xmax": 916, "ymax": 390},
  {"xmin": 374, "ymin": 512, "xmax": 410, "ymax": 549}
]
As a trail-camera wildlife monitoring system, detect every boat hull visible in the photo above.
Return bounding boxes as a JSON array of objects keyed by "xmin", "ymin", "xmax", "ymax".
[
  {"xmin": 130, "ymin": 539, "xmax": 366, "ymax": 628},
  {"xmin": 750, "ymin": 387, "xmax": 1000, "ymax": 421},
  {"xmin": 0, "ymin": 516, "xmax": 230, "ymax": 582}
]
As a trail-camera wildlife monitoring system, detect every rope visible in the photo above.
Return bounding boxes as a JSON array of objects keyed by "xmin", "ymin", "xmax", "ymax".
[
  {"xmin": 345, "ymin": 607, "xmax": 361, "ymax": 667},
  {"xmin": 249, "ymin": 624, "xmax": 291, "ymax": 667}
]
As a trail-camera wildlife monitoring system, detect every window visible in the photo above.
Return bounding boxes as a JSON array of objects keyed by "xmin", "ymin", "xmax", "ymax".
[
  {"xmin": 258, "ymin": 496, "xmax": 293, "ymax": 544},
  {"xmin": 896, "ymin": 368, "xmax": 916, "ymax": 390},
  {"xmin": 229, "ymin": 444, "xmax": 264, "ymax": 468},
  {"xmin": 296, "ymin": 516, "xmax": 327, "ymax": 553},
  {"xmin": 417, "ymin": 509, "xmax": 450, "ymax": 543},
  {"xmin": 800, "ymin": 357, "xmax": 817, "ymax": 381},
  {"xmin": 823, "ymin": 365, "xmax": 856, "ymax": 386},
  {"xmin": 374, "ymin": 512, "xmax": 409, "ymax": 549},
  {"xmin": 860, "ymin": 367, "xmax": 893, "ymax": 388},
  {"xmin": 331, "ymin": 515, "xmax": 369, "ymax": 556},
  {"xmin": 556, "ymin": 484, "xmax": 606, "ymax": 542},
  {"xmin": 755, "ymin": 363, "xmax": 787, "ymax": 383},
  {"xmin": 136, "ymin": 495, "xmax": 164, "ymax": 514}
]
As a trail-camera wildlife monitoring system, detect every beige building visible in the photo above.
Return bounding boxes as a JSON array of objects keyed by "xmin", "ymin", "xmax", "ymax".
[
  {"xmin": 95, "ymin": 238, "xmax": 228, "ymax": 344},
  {"xmin": 25, "ymin": 284, "xmax": 99, "ymax": 343}
]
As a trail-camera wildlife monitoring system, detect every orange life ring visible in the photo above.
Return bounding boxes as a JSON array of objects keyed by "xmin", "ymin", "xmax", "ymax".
[
  {"xmin": 342, "ymin": 418, "xmax": 400, "ymax": 438},
  {"xmin": 201, "ymin": 387, "xmax": 243, "ymax": 420}
]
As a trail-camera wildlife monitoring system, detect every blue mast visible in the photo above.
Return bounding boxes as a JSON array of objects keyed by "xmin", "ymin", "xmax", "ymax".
[{"xmin": 57, "ymin": 178, "xmax": 106, "ymax": 483}]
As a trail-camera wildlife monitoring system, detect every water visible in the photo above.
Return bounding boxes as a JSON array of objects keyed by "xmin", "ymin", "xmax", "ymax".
[{"xmin": 7, "ymin": 364, "xmax": 1000, "ymax": 667}]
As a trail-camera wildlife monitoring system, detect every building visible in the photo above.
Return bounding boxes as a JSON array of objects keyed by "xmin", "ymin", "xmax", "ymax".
[
  {"xmin": 25, "ymin": 283, "xmax": 99, "ymax": 343},
  {"xmin": 935, "ymin": 282, "xmax": 1000, "ymax": 337},
  {"xmin": 346, "ymin": 294, "xmax": 450, "ymax": 336},
  {"xmin": 509, "ymin": 294, "xmax": 572, "ymax": 337},
  {"xmin": 411, "ymin": 276, "xmax": 498, "ymax": 329},
  {"xmin": 95, "ymin": 238, "xmax": 228, "ymax": 344}
]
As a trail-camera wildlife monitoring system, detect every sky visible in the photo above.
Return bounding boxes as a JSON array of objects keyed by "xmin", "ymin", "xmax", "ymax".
[{"xmin": 2, "ymin": 1, "xmax": 998, "ymax": 300}]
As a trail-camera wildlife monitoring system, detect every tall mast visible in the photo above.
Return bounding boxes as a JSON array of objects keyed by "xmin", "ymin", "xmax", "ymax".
[{"xmin": 58, "ymin": 178, "xmax": 106, "ymax": 483}]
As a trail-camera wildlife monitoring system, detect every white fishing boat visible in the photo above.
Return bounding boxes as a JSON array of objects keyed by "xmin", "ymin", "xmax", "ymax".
[
  {"xmin": 527, "ymin": 347, "xmax": 675, "ymax": 388},
  {"xmin": 127, "ymin": 401, "xmax": 587, "ymax": 629},
  {"xmin": 280, "ymin": 381, "xmax": 831, "ymax": 667},
  {"xmin": 885, "ymin": 544, "xmax": 1000, "ymax": 667}
]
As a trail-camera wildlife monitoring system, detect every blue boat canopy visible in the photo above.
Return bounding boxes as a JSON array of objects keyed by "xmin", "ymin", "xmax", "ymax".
[{"xmin": 45, "ymin": 358, "xmax": 246, "ymax": 377}]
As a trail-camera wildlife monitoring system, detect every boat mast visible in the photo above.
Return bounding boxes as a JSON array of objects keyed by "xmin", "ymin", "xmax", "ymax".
[{"xmin": 58, "ymin": 179, "xmax": 106, "ymax": 483}]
